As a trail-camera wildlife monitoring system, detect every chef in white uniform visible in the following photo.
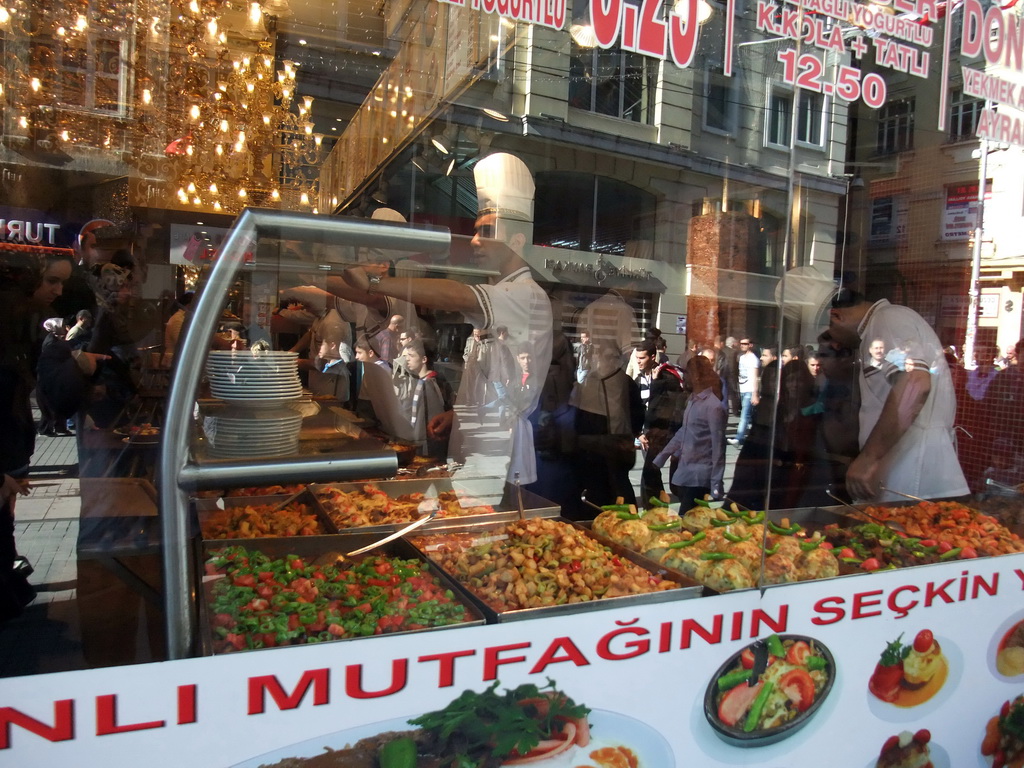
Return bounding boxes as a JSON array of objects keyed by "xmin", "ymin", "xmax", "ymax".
[
  {"xmin": 828, "ymin": 289, "xmax": 968, "ymax": 502},
  {"xmin": 342, "ymin": 153, "xmax": 552, "ymax": 486}
]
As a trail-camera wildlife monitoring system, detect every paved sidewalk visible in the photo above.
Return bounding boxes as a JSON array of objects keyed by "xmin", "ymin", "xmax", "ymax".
[{"xmin": 1, "ymin": 429, "xmax": 86, "ymax": 678}]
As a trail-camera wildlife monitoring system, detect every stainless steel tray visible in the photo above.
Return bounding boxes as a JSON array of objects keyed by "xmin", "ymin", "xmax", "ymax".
[
  {"xmin": 312, "ymin": 478, "xmax": 560, "ymax": 536},
  {"xmin": 194, "ymin": 490, "xmax": 338, "ymax": 540},
  {"xmin": 196, "ymin": 534, "xmax": 485, "ymax": 655},
  {"xmin": 407, "ymin": 516, "xmax": 704, "ymax": 623}
]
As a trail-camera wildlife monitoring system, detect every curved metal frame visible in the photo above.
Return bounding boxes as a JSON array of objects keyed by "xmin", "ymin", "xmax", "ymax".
[{"xmin": 159, "ymin": 208, "xmax": 451, "ymax": 659}]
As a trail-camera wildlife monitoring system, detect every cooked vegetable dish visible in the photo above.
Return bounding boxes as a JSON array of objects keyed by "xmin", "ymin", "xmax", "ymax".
[
  {"xmin": 204, "ymin": 546, "xmax": 469, "ymax": 652},
  {"xmin": 712, "ymin": 634, "xmax": 830, "ymax": 734},
  {"xmin": 592, "ymin": 504, "xmax": 837, "ymax": 591},
  {"xmin": 858, "ymin": 501, "xmax": 1024, "ymax": 557},
  {"xmin": 317, "ymin": 484, "xmax": 496, "ymax": 530},
  {"xmin": 200, "ymin": 502, "xmax": 324, "ymax": 539},
  {"xmin": 412, "ymin": 517, "xmax": 678, "ymax": 611}
]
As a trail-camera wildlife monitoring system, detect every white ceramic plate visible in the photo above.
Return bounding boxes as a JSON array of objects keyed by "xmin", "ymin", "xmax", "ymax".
[
  {"xmin": 230, "ymin": 708, "xmax": 674, "ymax": 768},
  {"xmin": 207, "ymin": 376, "xmax": 301, "ymax": 384},
  {"xmin": 210, "ymin": 388, "xmax": 303, "ymax": 397},
  {"xmin": 206, "ymin": 425, "xmax": 303, "ymax": 435},
  {"xmin": 207, "ymin": 447, "xmax": 299, "ymax": 458},
  {"xmin": 216, "ymin": 398, "xmax": 303, "ymax": 408},
  {"xmin": 207, "ymin": 437, "xmax": 299, "ymax": 448}
]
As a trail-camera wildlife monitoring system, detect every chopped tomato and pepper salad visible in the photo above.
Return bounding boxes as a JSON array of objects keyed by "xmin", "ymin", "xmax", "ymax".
[{"xmin": 204, "ymin": 546, "xmax": 469, "ymax": 652}]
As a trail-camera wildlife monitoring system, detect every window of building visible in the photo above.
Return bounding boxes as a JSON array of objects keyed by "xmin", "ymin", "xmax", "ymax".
[
  {"xmin": 534, "ymin": 172, "xmax": 657, "ymax": 255},
  {"xmin": 877, "ymin": 98, "xmax": 915, "ymax": 155},
  {"xmin": 949, "ymin": 88, "xmax": 984, "ymax": 142},
  {"xmin": 765, "ymin": 86, "xmax": 825, "ymax": 149},
  {"xmin": 568, "ymin": 42, "xmax": 656, "ymax": 124},
  {"xmin": 704, "ymin": 66, "xmax": 739, "ymax": 134},
  {"xmin": 30, "ymin": 18, "xmax": 128, "ymax": 115}
]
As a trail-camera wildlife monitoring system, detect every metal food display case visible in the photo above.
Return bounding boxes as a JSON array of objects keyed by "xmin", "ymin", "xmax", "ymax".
[{"xmin": 160, "ymin": 209, "xmax": 452, "ymax": 659}]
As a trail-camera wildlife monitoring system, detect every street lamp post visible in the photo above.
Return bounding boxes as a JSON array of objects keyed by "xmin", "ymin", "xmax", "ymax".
[{"xmin": 963, "ymin": 132, "xmax": 989, "ymax": 371}]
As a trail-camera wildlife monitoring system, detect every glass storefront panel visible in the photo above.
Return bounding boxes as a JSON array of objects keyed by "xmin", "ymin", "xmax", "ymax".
[{"xmin": 1, "ymin": 0, "xmax": 1022, "ymax": 679}]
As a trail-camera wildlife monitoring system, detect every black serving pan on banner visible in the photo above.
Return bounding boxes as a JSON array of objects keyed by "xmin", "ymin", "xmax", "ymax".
[
  {"xmin": 196, "ymin": 534, "xmax": 485, "ymax": 655},
  {"xmin": 405, "ymin": 515, "xmax": 704, "ymax": 623}
]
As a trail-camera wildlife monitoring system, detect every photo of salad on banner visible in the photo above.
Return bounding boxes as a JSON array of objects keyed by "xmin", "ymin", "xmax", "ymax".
[
  {"xmin": 237, "ymin": 680, "xmax": 673, "ymax": 767},
  {"xmin": 704, "ymin": 634, "xmax": 835, "ymax": 747}
]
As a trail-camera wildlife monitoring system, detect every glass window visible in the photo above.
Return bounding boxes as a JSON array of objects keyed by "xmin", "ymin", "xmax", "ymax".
[
  {"xmin": 30, "ymin": 8, "xmax": 127, "ymax": 114},
  {"xmin": 766, "ymin": 87, "xmax": 825, "ymax": 148},
  {"xmin": 569, "ymin": 42, "xmax": 655, "ymax": 123},
  {"xmin": 877, "ymin": 97, "xmax": 915, "ymax": 155},
  {"xmin": 534, "ymin": 173, "xmax": 657, "ymax": 255},
  {"xmin": 949, "ymin": 88, "xmax": 984, "ymax": 142},
  {"xmin": 704, "ymin": 66, "xmax": 739, "ymax": 134}
]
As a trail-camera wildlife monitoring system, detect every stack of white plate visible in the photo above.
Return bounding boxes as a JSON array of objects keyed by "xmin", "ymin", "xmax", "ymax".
[
  {"xmin": 202, "ymin": 407, "xmax": 304, "ymax": 458},
  {"xmin": 206, "ymin": 350, "xmax": 302, "ymax": 405}
]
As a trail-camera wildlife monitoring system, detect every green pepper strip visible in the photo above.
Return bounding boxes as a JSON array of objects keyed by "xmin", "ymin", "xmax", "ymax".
[
  {"xmin": 602, "ymin": 504, "xmax": 632, "ymax": 512},
  {"xmin": 766, "ymin": 634, "xmax": 785, "ymax": 658},
  {"xmin": 700, "ymin": 552, "xmax": 736, "ymax": 561},
  {"xmin": 616, "ymin": 511, "xmax": 641, "ymax": 520},
  {"xmin": 799, "ymin": 539, "xmax": 822, "ymax": 551},
  {"xmin": 648, "ymin": 496, "xmax": 669, "ymax": 508},
  {"xmin": 806, "ymin": 655, "xmax": 828, "ymax": 671},
  {"xmin": 743, "ymin": 511, "xmax": 766, "ymax": 524},
  {"xmin": 939, "ymin": 547, "xmax": 963, "ymax": 560},
  {"xmin": 710, "ymin": 518, "xmax": 735, "ymax": 527},
  {"xmin": 767, "ymin": 521, "xmax": 803, "ymax": 536},
  {"xmin": 743, "ymin": 681, "xmax": 774, "ymax": 732},
  {"xmin": 648, "ymin": 520, "xmax": 682, "ymax": 532},
  {"xmin": 717, "ymin": 668, "xmax": 753, "ymax": 691},
  {"xmin": 668, "ymin": 531, "xmax": 706, "ymax": 549},
  {"xmin": 763, "ymin": 543, "xmax": 780, "ymax": 556},
  {"xmin": 723, "ymin": 531, "xmax": 752, "ymax": 543}
]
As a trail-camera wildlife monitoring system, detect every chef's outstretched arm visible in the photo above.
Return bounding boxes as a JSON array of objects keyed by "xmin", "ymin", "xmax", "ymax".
[{"xmin": 846, "ymin": 368, "xmax": 931, "ymax": 500}]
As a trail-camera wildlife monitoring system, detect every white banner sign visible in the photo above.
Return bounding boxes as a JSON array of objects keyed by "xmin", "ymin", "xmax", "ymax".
[{"xmin": 4, "ymin": 553, "xmax": 1024, "ymax": 767}]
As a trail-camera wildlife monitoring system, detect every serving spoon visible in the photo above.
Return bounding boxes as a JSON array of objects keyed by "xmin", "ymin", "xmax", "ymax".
[
  {"xmin": 825, "ymin": 489, "xmax": 905, "ymax": 532},
  {"xmin": 345, "ymin": 483, "xmax": 441, "ymax": 556},
  {"xmin": 345, "ymin": 509, "xmax": 439, "ymax": 556},
  {"xmin": 878, "ymin": 485, "xmax": 931, "ymax": 504}
]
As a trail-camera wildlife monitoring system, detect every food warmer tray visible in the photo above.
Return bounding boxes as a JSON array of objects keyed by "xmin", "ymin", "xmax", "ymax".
[
  {"xmin": 193, "ymin": 490, "xmax": 339, "ymax": 540},
  {"xmin": 310, "ymin": 478, "xmax": 560, "ymax": 536},
  {"xmin": 195, "ymin": 534, "xmax": 486, "ymax": 656},
  {"xmin": 405, "ymin": 515, "xmax": 704, "ymax": 623}
]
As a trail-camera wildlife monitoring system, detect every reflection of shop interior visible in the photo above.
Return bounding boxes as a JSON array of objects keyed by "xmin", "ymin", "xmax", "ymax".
[
  {"xmin": 845, "ymin": 31, "xmax": 1024, "ymax": 355},
  {"xmin": 356, "ymin": 114, "xmax": 840, "ymax": 347},
  {"xmin": 1, "ymin": 0, "xmax": 847, "ymax": 349}
]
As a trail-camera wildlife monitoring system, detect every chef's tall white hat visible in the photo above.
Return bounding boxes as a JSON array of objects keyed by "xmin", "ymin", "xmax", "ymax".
[{"xmin": 474, "ymin": 152, "xmax": 535, "ymax": 223}]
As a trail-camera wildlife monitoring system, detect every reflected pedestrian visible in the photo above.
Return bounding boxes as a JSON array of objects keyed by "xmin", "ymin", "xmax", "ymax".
[{"xmin": 653, "ymin": 356, "xmax": 726, "ymax": 507}]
